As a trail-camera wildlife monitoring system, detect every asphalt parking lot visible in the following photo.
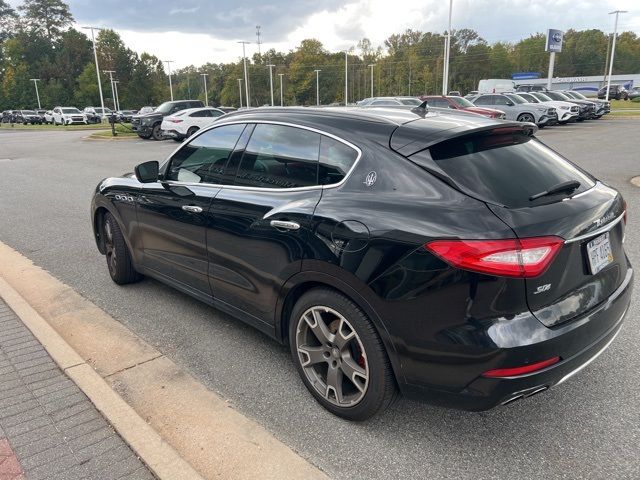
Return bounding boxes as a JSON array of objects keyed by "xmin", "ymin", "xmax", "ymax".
[{"xmin": 1, "ymin": 119, "xmax": 639, "ymax": 479}]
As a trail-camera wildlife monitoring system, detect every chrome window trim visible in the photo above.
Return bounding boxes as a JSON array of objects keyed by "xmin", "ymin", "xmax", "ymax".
[
  {"xmin": 160, "ymin": 119, "xmax": 363, "ymax": 193},
  {"xmin": 564, "ymin": 212, "xmax": 625, "ymax": 244}
]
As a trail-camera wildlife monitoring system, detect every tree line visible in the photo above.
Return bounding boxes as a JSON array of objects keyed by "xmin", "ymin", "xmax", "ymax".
[{"xmin": 2, "ymin": 0, "xmax": 640, "ymax": 110}]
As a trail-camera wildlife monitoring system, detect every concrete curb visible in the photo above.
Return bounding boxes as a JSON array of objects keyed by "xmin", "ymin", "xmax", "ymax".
[
  {"xmin": 84, "ymin": 133, "xmax": 138, "ymax": 141},
  {"xmin": 0, "ymin": 275, "xmax": 205, "ymax": 480}
]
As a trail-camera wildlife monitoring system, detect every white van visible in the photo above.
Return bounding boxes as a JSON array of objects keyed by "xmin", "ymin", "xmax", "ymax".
[{"xmin": 478, "ymin": 79, "xmax": 516, "ymax": 94}]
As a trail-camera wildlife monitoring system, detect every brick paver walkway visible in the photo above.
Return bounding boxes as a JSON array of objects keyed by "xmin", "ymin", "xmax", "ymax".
[{"xmin": 0, "ymin": 300, "xmax": 154, "ymax": 480}]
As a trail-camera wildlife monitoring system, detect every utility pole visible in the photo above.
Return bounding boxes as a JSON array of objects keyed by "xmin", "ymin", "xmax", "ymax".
[
  {"xmin": 605, "ymin": 10, "xmax": 627, "ymax": 101},
  {"xmin": 163, "ymin": 60, "xmax": 174, "ymax": 100},
  {"xmin": 113, "ymin": 80, "xmax": 120, "ymax": 111},
  {"xmin": 103, "ymin": 70, "xmax": 116, "ymax": 110},
  {"xmin": 368, "ymin": 64, "xmax": 375, "ymax": 98},
  {"xmin": 200, "ymin": 73, "xmax": 209, "ymax": 105},
  {"xmin": 238, "ymin": 41, "xmax": 251, "ymax": 107},
  {"xmin": 82, "ymin": 26, "xmax": 105, "ymax": 118},
  {"xmin": 30, "ymin": 78, "xmax": 41, "ymax": 109},
  {"xmin": 442, "ymin": 0, "xmax": 453, "ymax": 94},
  {"xmin": 278, "ymin": 73, "xmax": 284, "ymax": 106},
  {"xmin": 237, "ymin": 78, "xmax": 243, "ymax": 108},
  {"xmin": 267, "ymin": 64, "xmax": 275, "ymax": 106},
  {"xmin": 256, "ymin": 25, "xmax": 262, "ymax": 55},
  {"xmin": 344, "ymin": 51, "xmax": 348, "ymax": 106},
  {"xmin": 603, "ymin": 33, "xmax": 612, "ymax": 84},
  {"xmin": 314, "ymin": 69, "xmax": 321, "ymax": 106}
]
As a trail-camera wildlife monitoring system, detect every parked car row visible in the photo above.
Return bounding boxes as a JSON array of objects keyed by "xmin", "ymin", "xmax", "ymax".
[{"xmin": 1, "ymin": 106, "xmax": 149, "ymax": 126}]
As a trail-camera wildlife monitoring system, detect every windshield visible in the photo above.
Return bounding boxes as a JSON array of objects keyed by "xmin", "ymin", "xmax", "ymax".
[
  {"xmin": 155, "ymin": 102, "xmax": 175, "ymax": 114},
  {"xmin": 95, "ymin": 108, "xmax": 111, "ymax": 114},
  {"xmin": 571, "ymin": 91, "xmax": 588, "ymax": 99},
  {"xmin": 546, "ymin": 91, "xmax": 570, "ymax": 101},
  {"xmin": 428, "ymin": 131, "xmax": 595, "ymax": 208},
  {"xmin": 532, "ymin": 92, "xmax": 553, "ymax": 102},
  {"xmin": 62, "ymin": 108, "xmax": 81, "ymax": 114},
  {"xmin": 449, "ymin": 96, "xmax": 475, "ymax": 108},
  {"xmin": 504, "ymin": 94, "xmax": 526, "ymax": 104}
]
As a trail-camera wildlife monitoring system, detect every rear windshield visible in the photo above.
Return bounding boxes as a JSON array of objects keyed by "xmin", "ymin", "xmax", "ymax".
[{"xmin": 428, "ymin": 131, "xmax": 595, "ymax": 208}]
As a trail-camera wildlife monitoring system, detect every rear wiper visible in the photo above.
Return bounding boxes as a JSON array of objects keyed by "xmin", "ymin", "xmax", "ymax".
[{"xmin": 529, "ymin": 180, "xmax": 581, "ymax": 201}]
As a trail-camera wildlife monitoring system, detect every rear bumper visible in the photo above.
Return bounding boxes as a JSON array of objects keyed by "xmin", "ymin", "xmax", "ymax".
[
  {"xmin": 161, "ymin": 129, "xmax": 185, "ymax": 139},
  {"xmin": 399, "ymin": 265, "xmax": 633, "ymax": 410}
]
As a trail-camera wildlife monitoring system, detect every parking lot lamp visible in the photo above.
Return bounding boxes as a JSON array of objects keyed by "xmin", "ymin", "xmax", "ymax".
[
  {"xmin": 344, "ymin": 51, "xmax": 348, "ymax": 105},
  {"xmin": 30, "ymin": 78, "xmax": 41, "ymax": 109},
  {"xmin": 267, "ymin": 64, "xmax": 275, "ymax": 106},
  {"xmin": 605, "ymin": 10, "xmax": 627, "ymax": 101},
  {"xmin": 113, "ymin": 81, "xmax": 120, "ymax": 111},
  {"xmin": 278, "ymin": 73, "xmax": 284, "ymax": 106},
  {"xmin": 163, "ymin": 60, "xmax": 174, "ymax": 101},
  {"xmin": 103, "ymin": 70, "xmax": 116, "ymax": 110},
  {"xmin": 82, "ymin": 26, "xmax": 105, "ymax": 118},
  {"xmin": 237, "ymin": 78, "xmax": 243, "ymax": 108},
  {"xmin": 238, "ymin": 42, "xmax": 251, "ymax": 107},
  {"xmin": 314, "ymin": 69, "xmax": 321, "ymax": 106},
  {"xmin": 368, "ymin": 64, "xmax": 375, "ymax": 98},
  {"xmin": 200, "ymin": 73, "xmax": 209, "ymax": 105},
  {"xmin": 442, "ymin": 0, "xmax": 453, "ymax": 95}
]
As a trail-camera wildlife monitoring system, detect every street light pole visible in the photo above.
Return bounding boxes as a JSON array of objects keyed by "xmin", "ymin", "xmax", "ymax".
[
  {"xmin": 368, "ymin": 64, "xmax": 375, "ymax": 98},
  {"xmin": 82, "ymin": 26, "xmax": 105, "ymax": 117},
  {"xmin": 113, "ymin": 80, "xmax": 120, "ymax": 111},
  {"xmin": 314, "ymin": 69, "xmax": 321, "ymax": 106},
  {"xmin": 104, "ymin": 70, "xmax": 116, "ymax": 110},
  {"xmin": 238, "ymin": 41, "xmax": 251, "ymax": 107},
  {"xmin": 267, "ymin": 64, "xmax": 275, "ymax": 106},
  {"xmin": 200, "ymin": 73, "xmax": 209, "ymax": 105},
  {"xmin": 237, "ymin": 78, "xmax": 243, "ymax": 108},
  {"xmin": 163, "ymin": 60, "xmax": 174, "ymax": 101},
  {"xmin": 344, "ymin": 51, "xmax": 348, "ymax": 105},
  {"xmin": 605, "ymin": 10, "xmax": 627, "ymax": 101},
  {"xmin": 30, "ymin": 78, "xmax": 41, "ymax": 109},
  {"xmin": 278, "ymin": 73, "xmax": 284, "ymax": 106},
  {"xmin": 442, "ymin": 0, "xmax": 453, "ymax": 95}
]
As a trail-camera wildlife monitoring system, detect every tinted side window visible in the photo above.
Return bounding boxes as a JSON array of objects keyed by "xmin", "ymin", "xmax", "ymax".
[
  {"xmin": 319, "ymin": 136, "xmax": 358, "ymax": 185},
  {"xmin": 166, "ymin": 124, "xmax": 246, "ymax": 184},
  {"xmin": 474, "ymin": 96, "xmax": 492, "ymax": 106},
  {"xmin": 190, "ymin": 110, "xmax": 212, "ymax": 118},
  {"xmin": 493, "ymin": 96, "xmax": 510, "ymax": 105},
  {"xmin": 234, "ymin": 124, "xmax": 320, "ymax": 189}
]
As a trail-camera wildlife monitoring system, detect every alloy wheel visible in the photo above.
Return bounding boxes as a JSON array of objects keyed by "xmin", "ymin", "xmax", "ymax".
[
  {"xmin": 104, "ymin": 219, "xmax": 117, "ymax": 277},
  {"xmin": 295, "ymin": 306, "xmax": 369, "ymax": 407},
  {"xmin": 519, "ymin": 113, "xmax": 535, "ymax": 123}
]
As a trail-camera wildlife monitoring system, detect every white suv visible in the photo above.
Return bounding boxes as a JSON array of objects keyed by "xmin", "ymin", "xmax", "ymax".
[
  {"xmin": 160, "ymin": 107, "xmax": 225, "ymax": 142},
  {"xmin": 52, "ymin": 107, "xmax": 87, "ymax": 125}
]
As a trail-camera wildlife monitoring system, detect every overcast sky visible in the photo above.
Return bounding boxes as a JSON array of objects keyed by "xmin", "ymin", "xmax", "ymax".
[{"xmin": 9, "ymin": 0, "xmax": 640, "ymax": 69}]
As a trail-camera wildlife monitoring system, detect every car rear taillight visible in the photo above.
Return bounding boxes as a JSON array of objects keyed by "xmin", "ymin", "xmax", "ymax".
[
  {"xmin": 425, "ymin": 237, "xmax": 564, "ymax": 278},
  {"xmin": 482, "ymin": 356, "xmax": 560, "ymax": 378}
]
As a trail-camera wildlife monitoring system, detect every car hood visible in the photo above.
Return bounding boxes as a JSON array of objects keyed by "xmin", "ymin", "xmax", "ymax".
[
  {"xmin": 133, "ymin": 112, "xmax": 162, "ymax": 120},
  {"xmin": 463, "ymin": 106, "xmax": 504, "ymax": 116},
  {"xmin": 540, "ymin": 100, "xmax": 577, "ymax": 109}
]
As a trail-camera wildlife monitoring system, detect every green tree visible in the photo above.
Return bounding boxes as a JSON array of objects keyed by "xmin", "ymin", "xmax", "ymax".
[{"xmin": 19, "ymin": 0, "xmax": 74, "ymax": 40}]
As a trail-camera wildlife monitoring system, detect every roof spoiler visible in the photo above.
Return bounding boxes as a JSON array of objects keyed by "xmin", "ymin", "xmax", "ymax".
[{"xmin": 410, "ymin": 100, "xmax": 429, "ymax": 117}]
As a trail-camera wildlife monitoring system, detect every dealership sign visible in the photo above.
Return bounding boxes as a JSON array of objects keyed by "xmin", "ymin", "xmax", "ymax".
[{"xmin": 545, "ymin": 29, "xmax": 564, "ymax": 52}]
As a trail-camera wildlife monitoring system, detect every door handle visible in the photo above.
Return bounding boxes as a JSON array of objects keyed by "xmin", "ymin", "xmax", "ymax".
[
  {"xmin": 182, "ymin": 205, "xmax": 203, "ymax": 213},
  {"xmin": 270, "ymin": 220, "xmax": 300, "ymax": 231}
]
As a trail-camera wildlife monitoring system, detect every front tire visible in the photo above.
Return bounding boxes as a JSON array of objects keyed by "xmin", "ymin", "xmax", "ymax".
[
  {"xmin": 151, "ymin": 123, "xmax": 164, "ymax": 141},
  {"xmin": 289, "ymin": 288, "xmax": 396, "ymax": 421},
  {"xmin": 517, "ymin": 113, "xmax": 535, "ymax": 123},
  {"xmin": 103, "ymin": 213, "xmax": 142, "ymax": 285}
]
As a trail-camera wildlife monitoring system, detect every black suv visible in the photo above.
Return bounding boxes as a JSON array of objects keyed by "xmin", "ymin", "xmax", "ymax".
[
  {"xmin": 598, "ymin": 84, "xmax": 628, "ymax": 100},
  {"xmin": 91, "ymin": 107, "xmax": 632, "ymax": 420},
  {"xmin": 131, "ymin": 100, "xmax": 204, "ymax": 140},
  {"xmin": 15, "ymin": 110, "xmax": 43, "ymax": 125}
]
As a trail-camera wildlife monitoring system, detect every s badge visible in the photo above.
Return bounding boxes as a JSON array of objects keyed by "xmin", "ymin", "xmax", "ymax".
[{"xmin": 533, "ymin": 284, "xmax": 551, "ymax": 295}]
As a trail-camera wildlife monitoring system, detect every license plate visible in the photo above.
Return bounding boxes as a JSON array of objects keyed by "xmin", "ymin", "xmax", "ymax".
[{"xmin": 587, "ymin": 232, "xmax": 613, "ymax": 274}]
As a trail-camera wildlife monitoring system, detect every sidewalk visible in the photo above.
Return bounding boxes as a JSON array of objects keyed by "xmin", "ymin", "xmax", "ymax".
[{"xmin": 0, "ymin": 299, "xmax": 153, "ymax": 480}]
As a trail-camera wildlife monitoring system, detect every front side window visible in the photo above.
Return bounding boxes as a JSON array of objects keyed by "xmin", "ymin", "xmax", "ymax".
[
  {"xmin": 474, "ymin": 96, "xmax": 493, "ymax": 106},
  {"xmin": 166, "ymin": 124, "xmax": 246, "ymax": 184},
  {"xmin": 234, "ymin": 124, "xmax": 321, "ymax": 189}
]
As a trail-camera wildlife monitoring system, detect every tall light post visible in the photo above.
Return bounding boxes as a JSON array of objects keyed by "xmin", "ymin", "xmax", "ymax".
[
  {"xmin": 163, "ymin": 60, "xmax": 174, "ymax": 100},
  {"xmin": 113, "ymin": 80, "xmax": 120, "ymax": 111},
  {"xmin": 237, "ymin": 78, "xmax": 243, "ymax": 108},
  {"xmin": 605, "ymin": 10, "xmax": 627, "ymax": 101},
  {"xmin": 238, "ymin": 41, "xmax": 251, "ymax": 107},
  {"xmin": 368, "ymin": 64, "xmax": 375, "ymax": 98},
  {"xmin": 82, "ymin": 26, "xmax": 105, "ymax": 116},
  {"xmin": 267, "ymin": 64, "xmax": 275, "ymax": 106},
  {"xmin": 103, "ymin": 70, "xmax": 116, "ymax": 110},
  {"xmin": 278, "ymin": 73, "xmax": 284, "ymax": 106},
  {"xmin": 30, "ymin": 78, "xmax": 41, "ymax": 109},
  {"xmin": 200, "ymin": 73, "xmax": 209, "ymax": 105},
  {"xmin": 314, "ymin": 69, "xmax": 321, "ymax": 106},
  {"xmin": 344, "ymin": 51, "xmax": 348, "ymax": 105},
  {"xmin": 442, "ymin": 0, "xmax": 453, "ymax": 95}
]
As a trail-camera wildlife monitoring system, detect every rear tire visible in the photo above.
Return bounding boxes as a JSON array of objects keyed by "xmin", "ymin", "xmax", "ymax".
[
  {"xmin": 103, "ymin": 213, "xmax": 142, "ymax": 285},
  {"xmin": 187, "ymin": 126, "xmax": 199, "ymax": 137},
  {"xmin": 289, "ymin": 288, "xmax": 397, "ymax": 421}
]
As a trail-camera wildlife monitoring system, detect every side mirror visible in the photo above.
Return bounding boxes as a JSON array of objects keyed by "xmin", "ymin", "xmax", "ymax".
[
  {"xmin": 506, "ymin": 101, "xmax": 514, "ymax": 106},
  {"xmin": 135, "ymin": 161, "xmax": 159, "ymax": 183}
]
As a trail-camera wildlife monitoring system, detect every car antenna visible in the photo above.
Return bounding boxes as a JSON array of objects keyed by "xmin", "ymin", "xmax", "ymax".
[{"xmin": 411, "ymin": 100, "xmax": 429, "ymax": 117}]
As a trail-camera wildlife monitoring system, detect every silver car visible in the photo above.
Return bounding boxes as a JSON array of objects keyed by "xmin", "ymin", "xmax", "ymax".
[
  {"xmin": 467, "ymin": 93, "xmax": 557, "ymax": 127},
  {"xmin": 518, "ymin": 92, "xmax": 579, "ymax": 124}
]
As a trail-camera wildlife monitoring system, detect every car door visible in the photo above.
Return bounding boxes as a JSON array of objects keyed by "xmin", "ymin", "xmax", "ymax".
[
  {"xmin": 207, "ymin": 122, "xmax": 323, "ymax": 330},
  {"xmin": 492, "ymin": 95, "xmax": 516, "ymax": 119},
  {"xmin": 136, "ymin": 123, "xmax": 247, "ymax": 299}
]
